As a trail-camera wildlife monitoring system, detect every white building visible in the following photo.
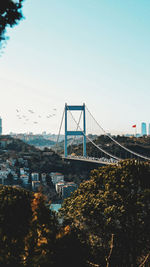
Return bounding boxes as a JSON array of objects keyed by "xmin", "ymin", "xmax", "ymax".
[
  {"xmin": 55, "ymin": 182, "xmax": 65, "ymax": 196},
  {"xmin": 50, "ymin": 172, "xmax": 64, "ymax": 185}
]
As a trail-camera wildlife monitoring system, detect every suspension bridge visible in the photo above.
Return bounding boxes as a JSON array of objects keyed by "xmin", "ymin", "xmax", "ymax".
[{"xmin": 55, "ymin": 103, "xmax": 150, "ymax": 165}]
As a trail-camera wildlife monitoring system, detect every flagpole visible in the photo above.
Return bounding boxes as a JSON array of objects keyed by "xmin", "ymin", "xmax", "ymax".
[
  {"xmin": 135, "ymin": 127, "xmax": 137, "ymax": 137},
  {"xmin": 132, "ymin": 125, "xmax": 137, "ymax": 137}
]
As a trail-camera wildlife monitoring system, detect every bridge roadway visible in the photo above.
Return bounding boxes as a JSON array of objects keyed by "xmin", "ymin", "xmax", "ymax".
[{"xmin": 61, "ymin": 155, "xmax": 118, "ymax": 165}]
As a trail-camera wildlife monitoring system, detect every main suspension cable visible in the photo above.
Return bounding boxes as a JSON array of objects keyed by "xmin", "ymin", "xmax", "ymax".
[
  {"xmin": 55, "ymin": 108, "xmax": 65, "ymax": 153},
  {"xmin": 86, "ymin": 105, "xmax": 150, "ymax": 161},
  {"xmin": 67, "ymin": 107, "xmax": 121, "ymax": 161}
]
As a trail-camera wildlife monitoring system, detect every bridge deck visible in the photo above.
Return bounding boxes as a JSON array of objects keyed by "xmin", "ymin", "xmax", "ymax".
[{"xmin": 62, "ymin": 155, "xmax": 117, "ymax": 165}]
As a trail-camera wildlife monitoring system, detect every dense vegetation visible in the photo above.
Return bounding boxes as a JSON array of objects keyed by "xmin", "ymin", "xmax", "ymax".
[
  {"xmin": 0, "ymin": 136, "xmax": 64, "ymax": 174},
  {"xmin": 60, "ymin": 160, "xmax": 150, "ymax": 266},
  {"xmin": 0, "ymin": 186, "xmax": 57, "ymax": 267},
  {"xmin": 0, "ymin": 160, "xmax": 150, "ymax": 266},
  {"xmin": 68, "ymin": 135, "xmax": 150, "ymax": 159},
  {"xmin": 0, "ymin": 136, "xmax": 95, "ymax": 179}
]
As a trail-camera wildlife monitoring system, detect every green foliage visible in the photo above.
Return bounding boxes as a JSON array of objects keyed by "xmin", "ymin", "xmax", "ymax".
[
  {"xmin": 0, "ymin": 0, "xmax": 25, "ymax": 48},
  {"xmin": 0, "ymin": 186, "xmax": 58, "ymax": 267},
  {"xmin": 60, "ymin": 160, "xmax": 150, "ymax": 266},
  {"xmin": 0, "ymin": 161, "xmax": 150, "ymax": 266},
  {"xmin": 0, "ymin": 186, "xmax": 32, "ymax": 266},
  {"xmin": 25, "ymin": 193, "xmax": 58, "ymax": 267}
]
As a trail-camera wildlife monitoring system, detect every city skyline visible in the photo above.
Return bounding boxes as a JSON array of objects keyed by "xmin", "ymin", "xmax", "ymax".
[
  {"xmin": 0, "ymin": 0, "xmax": 150, "ymax": 135},
  {"xmin": 0, "ymin": 114, "xmax": 150, "ymax": 137}
]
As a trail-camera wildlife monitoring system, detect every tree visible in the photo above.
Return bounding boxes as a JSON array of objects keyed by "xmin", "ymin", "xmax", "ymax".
[
  {"xmin": 25, "ymin": 193, "xmax": 58, "ymax": 267},
  {"xmin": 0, "ymin": 186, "xmax": 58, "ymax": 267},
  {"xmin": 0, "ymin": 185, "xmax": 32, "ymax": 266},
  {"xmin": 0, "ymin": 0, "xmax": 25, "ymax": 46},
  {"xmin": 60, "ymin": 160, "xmax": 150, "ymax": 266}
]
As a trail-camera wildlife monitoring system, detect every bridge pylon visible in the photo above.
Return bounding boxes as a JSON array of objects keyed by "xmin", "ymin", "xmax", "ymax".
[{"xmin": 65, "ymin": 103, "xmax": 86, "ymax": 157}]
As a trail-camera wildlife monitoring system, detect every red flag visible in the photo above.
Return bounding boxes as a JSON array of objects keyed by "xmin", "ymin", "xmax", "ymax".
[{"xmin": 132, "ymin": 125, "xmax": 136, "ymax": 128}]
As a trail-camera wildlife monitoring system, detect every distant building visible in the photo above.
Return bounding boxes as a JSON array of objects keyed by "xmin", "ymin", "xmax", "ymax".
[
  {"xmin": 0, "ymin": 117, "xmax": 2, "ymax": 135},
  {"xmin": 62, "ymin": 182, "xmax": 77, "ymax": 199},
  {"xmin": 141, "ymin": 122, "xmax": 147, "ymax": 136},
  {"xmin": 135, "ymin": 133, "xmax": 141, "ymax": 138},
  {"xmin": 43, "ymin": 151, "xmax": 54, "ymax": 156},
  {"xmin": 55, "ymin": 181, "xmax": 77, "ymax": 199},
  {"xmin": 55, "ymin": 182, "xmax": 65, "ymax": 197},
  {"xmin": 31, "ymin": 172, "xmax": 39, "ymax": 181},
  {"xmin": 6, "ymin": 158, "xmax": 16, "ymax": 166},
  {"xmin": 20, "ymin": 174, "xmax": 29, "ymax": 185},
  {"xmin": 41, "ymin": 173, "xmax": 47, "ymax": 184},
  {"xmin": 32, "ymin": 181, "xmax": 41, "ymax": 191},
  {"xmin": 0, "ymin": 170, "xmax": 9, "ymax": 185},
  {"xmin": 0, "ymin": 138, "xmax": 12, "ymax": 148},
  {"xmin": 20, "ymin": 168, "xmax": 25, "ymax": 175},
  {"xmin": 18, "ymin": 157, "xmax": 24, "ymax": 164},
  {"xmin": 50, "ymin": 172, "xmax": 64, "ymax": 185},
  {"xmin": 13, "ymin": 173, "xmax": 19, "ymax": 180},
  {"xmin": 0, "ymin": 170, "xmax": 9, "ymax": 178}
]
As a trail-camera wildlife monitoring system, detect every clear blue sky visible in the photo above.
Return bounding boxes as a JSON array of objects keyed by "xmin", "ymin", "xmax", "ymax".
[{"xmin": 0, "ymin": 0, "xmax": 150, "ymax": 135}]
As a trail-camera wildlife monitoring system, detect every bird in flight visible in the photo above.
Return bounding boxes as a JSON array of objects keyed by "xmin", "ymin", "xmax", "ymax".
[
  {"xmin": 28, "ymin": 109, "xmax": 34, "ymax": 114},
  {"xmin": 46, "ymin": 115, "xmax": 52, "ymax": 118}
]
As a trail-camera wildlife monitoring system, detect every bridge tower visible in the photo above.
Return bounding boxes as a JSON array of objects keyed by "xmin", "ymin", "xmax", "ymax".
[{"xmin": 64, "ymin": 103, "xmax": 86, "ymax": 157}]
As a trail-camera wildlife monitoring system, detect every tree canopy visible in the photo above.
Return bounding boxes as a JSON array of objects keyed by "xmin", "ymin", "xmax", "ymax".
[
  {"xmin": 0, "ymin": 0, "xmax": 25, "ymax": 45},
  {"xmin": 0, "ymin": 186, "xmax": 57, "ymax": 267},
  {"xmin": 60, "ymin": 160, "xmax": 150, "ymax": 266},
  {"xmin": 0, "ymin": 186, "xmax": 32, "ymax": 266}
]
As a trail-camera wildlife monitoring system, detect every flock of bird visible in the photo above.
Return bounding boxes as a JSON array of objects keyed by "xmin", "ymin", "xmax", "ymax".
[{"xmin": 16, "ymin": 108, "xmax": 57, "ymax": 125}]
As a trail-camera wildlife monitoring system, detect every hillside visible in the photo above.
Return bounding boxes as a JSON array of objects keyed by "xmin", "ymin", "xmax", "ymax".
[
  {"xmin": 24, "ymin": 137, "xmax": 56, "ymax": 148},
  {"xmin": 67, "ymin": 135, "xmax": 150, "ymax": 159},
  {"xmin": 0, "ymin": 135, "xmax": 63, "ymax": 173},
  {"xmin": 0, "ymin": 136, "xmax": 94, "ymax": 178},
  {"xmin": 1, "ymin": 135, "xmax": 149, "ymax": 185}
]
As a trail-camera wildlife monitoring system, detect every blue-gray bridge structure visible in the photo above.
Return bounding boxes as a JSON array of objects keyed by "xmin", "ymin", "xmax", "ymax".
[
  {"xmin": 56, "ymin": 103, "xmax": 150, "ymax": 165},
  {"xmin": 64, "ymin": 103, "xmax": 86, "ymax": 158}
]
